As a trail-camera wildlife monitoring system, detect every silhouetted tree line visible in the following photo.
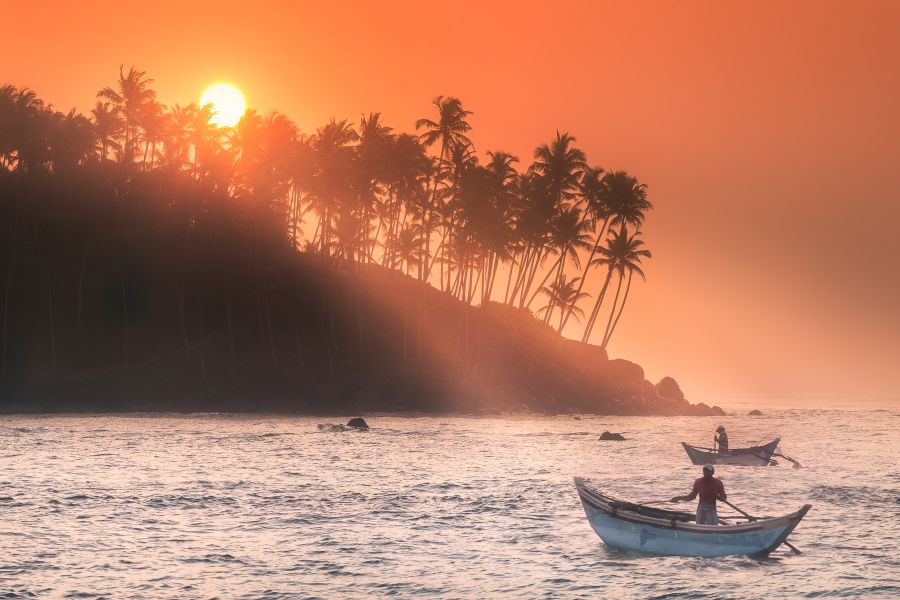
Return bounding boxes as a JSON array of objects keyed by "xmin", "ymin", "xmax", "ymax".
[{"xmin": 0, "ymin": 68, "xmax": 655, "ymax": 407}]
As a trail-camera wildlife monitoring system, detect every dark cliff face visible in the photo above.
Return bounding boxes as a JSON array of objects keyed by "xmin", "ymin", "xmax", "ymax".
[{"xmin": 0, "ymin": 172, "xmax": 721, "ymax": 416}]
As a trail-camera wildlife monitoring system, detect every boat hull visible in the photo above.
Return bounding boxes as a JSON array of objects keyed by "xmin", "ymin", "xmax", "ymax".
[
  {"xmin": 575, "ymin": 478, "xmax": 809, "ymax": 557},
  {"xmin": 681, "ymin": 438, "xmax": 781, "ymax": 466}
]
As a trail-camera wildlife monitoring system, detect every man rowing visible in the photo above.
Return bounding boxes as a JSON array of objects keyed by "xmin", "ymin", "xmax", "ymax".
[{"xmin": 671, "ymin": 464, "xmax": 726, "ymax": 525}]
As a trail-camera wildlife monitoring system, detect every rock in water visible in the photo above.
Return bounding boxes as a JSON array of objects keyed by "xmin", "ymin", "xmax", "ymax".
[
  {"xmin": 346, "ymin": 417, "xmax": 369, "ymax": 430},
  {"xmin": 599, "ymin": 431, "xmax": 626, "ymax": 441},
  {"xmin": 748, "ymin": 409, "xmax": 763, "ymax": 416}
]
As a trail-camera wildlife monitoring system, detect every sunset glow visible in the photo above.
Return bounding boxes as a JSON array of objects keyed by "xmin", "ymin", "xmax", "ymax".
[
  {"xmin": 200, "ymin": 83, "xmax": 246, "ymax": 127},
  {"xmin": 3, "ymin": 2, "xmax": 900, "ymax": 597}
]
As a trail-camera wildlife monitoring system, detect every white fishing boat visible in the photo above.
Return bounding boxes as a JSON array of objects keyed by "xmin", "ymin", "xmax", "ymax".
[{"xmin": 574, "ymin": 477, "xmax": 810, "ymax": 557}]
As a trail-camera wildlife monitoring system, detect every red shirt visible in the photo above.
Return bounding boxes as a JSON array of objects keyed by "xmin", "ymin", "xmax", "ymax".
[{"xmin": 688, "ymin": 476, "xmax": 726, "ymax": 505}]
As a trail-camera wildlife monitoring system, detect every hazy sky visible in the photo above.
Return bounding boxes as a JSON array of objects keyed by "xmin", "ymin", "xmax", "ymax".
[{"xmin": 3, "ymin": 1, "xmax": 899, "ymax": 402}]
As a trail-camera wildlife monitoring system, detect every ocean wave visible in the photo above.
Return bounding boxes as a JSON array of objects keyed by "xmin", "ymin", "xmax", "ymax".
[
  {"xmin": 181, "ymin": 553, "xmax": 245, "ymax": 564},
  {"xmin": 145, "ymin": 495, "xmax": 239, "ymax": 508},
  {"xmin": 808, "ymin": 485, "xmax": 899, "ymax": 506}
]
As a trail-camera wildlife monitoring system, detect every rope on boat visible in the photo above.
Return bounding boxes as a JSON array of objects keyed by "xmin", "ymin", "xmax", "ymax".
[{"xmin": 751, "ymin": 432, "xmax": 779, "ymax": 447}]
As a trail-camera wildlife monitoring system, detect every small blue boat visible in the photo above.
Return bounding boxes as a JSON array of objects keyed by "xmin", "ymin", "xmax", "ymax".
[{"xmin": 575, "ymin": 477, "xmax": 810, "ymax": 557}]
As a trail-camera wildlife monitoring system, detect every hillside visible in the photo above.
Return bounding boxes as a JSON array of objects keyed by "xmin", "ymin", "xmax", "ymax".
[{"xmin": 0, "ymin": 170, "xmax": 720, "ymax": 415}]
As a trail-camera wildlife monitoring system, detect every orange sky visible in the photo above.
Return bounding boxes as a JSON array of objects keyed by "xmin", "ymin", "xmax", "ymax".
[{"xmin": 3, "ymin": 0, "xmax": 899, "ymax": 403}]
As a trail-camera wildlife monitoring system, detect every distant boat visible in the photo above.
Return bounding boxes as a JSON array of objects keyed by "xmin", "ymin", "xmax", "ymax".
[
  {"xmin": 681, "ymin": 438, "xmax": 781, "ymax": 466},
  {"xmin": 574, "ymin": 477, "xmax": 810, "ymax": 557}
]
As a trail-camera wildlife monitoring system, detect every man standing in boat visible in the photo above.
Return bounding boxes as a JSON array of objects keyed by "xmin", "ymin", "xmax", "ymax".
[
  {"xmin": 670, "ymin": 464, "xmax": 726, "ymax": 525},
  {"xmin": 715, "ymin": 425, "xmax": 729, "ymax": 453}
]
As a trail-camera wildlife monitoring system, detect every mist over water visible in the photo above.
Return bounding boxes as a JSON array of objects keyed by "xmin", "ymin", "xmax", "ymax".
[{"xmin": 1, "ymin": 410, "xmax": 897, "ymax": 598}]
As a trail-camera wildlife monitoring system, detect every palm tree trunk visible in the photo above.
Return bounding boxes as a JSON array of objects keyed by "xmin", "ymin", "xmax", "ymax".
[
  {"xmin": 265, "ymin": 295, "xmax": 278, "ymax": 372},
  {"xmin": 510, "ymin": 246, "xmax": 535, "ymax": 306},
  {"xmin": 120, "ymin": 257, "xmax": 129, "ymax": 367},
  {"xmin": 599, "ymin": 271, "xmax": 624, "ymax": 347},
  {"xmin": 601, "ymin": 270, "xmax": 633, "ymax": 349},
  {"xmin": 384, "ymin": 190, "xmax": 402, "ymax": 268},
  {"xmin": 521, "ymin": 247, "xmax": 549, "ymax": 308},
  {"xmin": 502, "ymin": 249, "xmax": 521, "ymax": 304},
  {"xmin": 226, "ymin": 293, "xmax": 235, "ymax": 379},
  {"xmin": 511, "ymin": 244, "xmax": 537, "ymax": 305},
  {"xmin": 559, "ymin": 216, "xmax": 610, "ymax": 333},
  {"xmin": 47, "ymin": 270, "xmax": 57, "ymax": 373},
  {"xmin": 542, "ymin": 298, "xmax": 555, "ymax": 324},
  {"xmin": 76, "ymin": 244, "xmax": 88, "ymax": 329},
  {"xmin": 2, "ymin": 176, "xmax": 23, "ymax": 376},
  {"xmin": 468, "ymin": 255, "xmax": 481, "ymax": 305},
  {"xmin": 292, "ymin": 316, "xmax": 307, "ymax": 379},
  {"xmin": 421, "ymin": 142, "xmax": 447, "ymax": 279},
  {"xmin": 197, "ymin": 289, "xmax": 207, "ymax": 381},
  {"xmin": 425, "ymin": 229, "xmax": 449, "ymax": 282},
  {"xmin": 582, "ymin": 267, "xmax": 615, "ymax": 343},
  {"xmin": 177, "ymin": 282, "xmax": 191, "ymax": 361},
  {"xmin": 485, "ymin": 252, "xmax": 501, "ymax": 303},
  {"xmin": 450, "ymin": 259, "xmax": 463, "ymax": 297},
  {"xmin": 526, "ymin": 250, "xmax": 565, "ymax": 308},
  {"xmin": 289, "ymin": 186, "xmax": 299, "ymax": 246}
]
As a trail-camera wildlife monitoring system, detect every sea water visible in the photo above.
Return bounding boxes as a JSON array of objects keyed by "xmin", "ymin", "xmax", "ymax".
[{"xmin": 1, "ymin": 407, "xmax": 897, "ymax": 598}]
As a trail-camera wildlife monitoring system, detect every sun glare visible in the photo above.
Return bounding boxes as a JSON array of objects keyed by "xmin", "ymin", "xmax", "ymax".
[{"xmin": 200, "ymin": 83, "xmax": 246, "ymax": 127}]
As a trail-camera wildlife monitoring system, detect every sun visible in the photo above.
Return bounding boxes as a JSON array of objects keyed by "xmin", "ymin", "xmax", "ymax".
[{"xmin": 199, "ymin": 83, "xmax": 246, "ymax": 127}]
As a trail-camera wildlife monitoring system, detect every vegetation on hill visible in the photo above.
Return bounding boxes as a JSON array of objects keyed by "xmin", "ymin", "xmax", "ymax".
[{"xmin": 0, "ymin": 69, "xmax": 721, "ymax": 415}]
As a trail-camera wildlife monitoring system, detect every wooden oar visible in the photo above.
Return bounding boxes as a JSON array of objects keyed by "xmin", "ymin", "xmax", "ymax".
[
  {"xmin": 773, "ymin": 452, "xmax": 803, "ymax": 468},
  {"xmin": 719, "ymin": 497, "xmax": 756, "ymax": 520},
  {"xmin": 719, "ymin": 497, "xmax": 802, "ymax": 554}
]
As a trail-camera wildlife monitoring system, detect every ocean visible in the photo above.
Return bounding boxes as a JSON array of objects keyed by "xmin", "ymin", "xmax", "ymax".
[{"xmin": 1, "ymin": 407, "xmax": 898, "ymax": 598}]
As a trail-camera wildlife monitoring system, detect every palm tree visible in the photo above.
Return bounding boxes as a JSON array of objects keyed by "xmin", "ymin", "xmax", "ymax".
[
  {"xmin": 602, "ymin": 170, "xmax": 652, "ymax": 230},
  {"xmin": 357, "ymin": 112, "xmax": 394, "ymax": 261},
  {"xmin": 530, "ymin": 131, "xmax": 586, "ymax": 208},
  {"xmin": 47, "ymin": 110, "xmax": 96, "ymax": 171},
  {"xmin": 188, "ymin": 103, "xmax": 228, "ymax": 185},
  {"xmin": 309, "ymin": 118, "xmax": 359, "ymax": 255},
  {"xmin": 97, "ymin": 66, "xmax": 157, "ymax": 164},
  {"xmin": 536, "ymin": 275, "xmax": 590, "ymax": 330},
  {"xmin": 415, "ymin": 96, "xmax": 473, "ymax": 279},
  {"xmin": 0, "ymin": 85, "xmax": 46, "ymax": 375},
  {"xmin": 561, "ymin": 171, "xmax": 651, "ymax": 333},
  {"xmin": 90, "ymin": 100, "xmax": 123, "ymax": 164},
  {"xmin": 393, "ymin": 224, "xmax": 426, "ymax": 276},
  {"xmin": 0, "ymin": 86, "xmax": 48, "ymax": 172},
  {"xmin": 510, "ymin": 132, "xmax": 587, "ymax": 307},
  {"xmin": 415, "ymin": 96, "xmax": 473, "ymax": 161},
  {"xmin": 232, "ymin": 110, "xmax": 297, "ymax": 214},
  {"xmin": 138, "ymin": 99, "xmax": 166, "ymax": 168},
  {"xmin": 428, "ymin": 141, "xmax": 478, "ymax": 283},
  {"xmin": 581, "ymin": 227, "xmax": 651, "ymax": 345},
  {"xmin": 0, "ymin": 85, "xmax": 17, "ymax": 169},
  {"xmin": 558, "ymin": 168, "xmax": 649, "ymax": 332},
  {"xmin": 598, "ymin": 229, "xmax": 650, "ymax": 349},
  {"xmin": 477, "ymin": 151, "xmax": 519, "ymax": 302},
  {"xmin": 288, "ymin": 134, "xmax": 315, "ymax": 248},
  {"xmin": 154, "ymin": 103, "xmax": 192, "ymax": 170},
  {"xmin": 554, "ymin": 166, "xmax": 605, "ymax": 326},
  {"xmin": 378, "ymin": 133, "xmax": 429, "ymax": 267},
  {"xmin": 526, "ymin": 204, "xmax": 592, "ymax": 312},
  {"xmin": 507, "ymin": 172, "xmax": 554, "ymax": 307}
]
